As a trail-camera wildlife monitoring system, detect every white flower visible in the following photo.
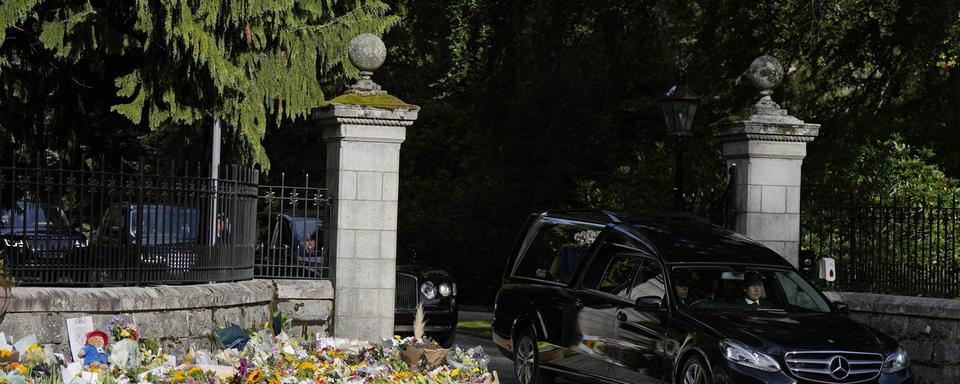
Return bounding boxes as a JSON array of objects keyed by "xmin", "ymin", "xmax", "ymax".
[{"xmin": 574, "ymin": 230, "xmax": 599, "ymax": 245}]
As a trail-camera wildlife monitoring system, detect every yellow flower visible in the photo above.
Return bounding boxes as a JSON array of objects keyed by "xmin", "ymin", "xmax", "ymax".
[
  {"xmin": 0, "ymin": 349, "xmax": 12, "ymax": 358},
  {"xmin": 297, "ymin": 361, "xmax": 317, "ymax": 372},
  {"xmin": 247, "ymin": 369, "xmax": 263, "ymax": 383},
  {"xmin": 188, "ymin": 367, "xmax": 202, "ymax": 376},
  {"xmin": 472, "ymin": 367, "xmax": 481, "ymax": 373},
  {"xmin": 392, "ymin": 371, "xmax": 415, "ymax": 380},
  {"xmin": 15, "ymin": 364, "xmax": 28, "ymax": 375},
  {"xmin": 171, "ymin": 370, "xmax": 186, "ymax": 383},
  {"xmin": 268, "ymin": 373, "xmax": 281, "ymax": 384},
  {"xmin": 450, "ymin": 369, "xmax": 461, "ymax": 378},
  {"xmin": 120, "ymin": 330, "xmax": 131, "ymax": 338}
]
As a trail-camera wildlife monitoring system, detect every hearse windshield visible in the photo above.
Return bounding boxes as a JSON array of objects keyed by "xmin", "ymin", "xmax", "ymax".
[{"xmin": 671, "ymin": 266, "xmax": 832, "ymax": 314}]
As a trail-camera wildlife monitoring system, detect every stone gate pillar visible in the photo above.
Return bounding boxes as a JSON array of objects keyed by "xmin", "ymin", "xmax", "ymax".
[
  {"xmin": 714, "ymin": 56, "xmax": 819, "ymax": 267},
  {"xmin": 314, "ymin": 34, "xmax": 419, "ymax": 341}
]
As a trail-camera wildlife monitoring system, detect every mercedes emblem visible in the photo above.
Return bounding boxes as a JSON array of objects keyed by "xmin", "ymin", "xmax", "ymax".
[{"xmin": 828, "ymin": 356, "xmax": 851, "ymax": 380}]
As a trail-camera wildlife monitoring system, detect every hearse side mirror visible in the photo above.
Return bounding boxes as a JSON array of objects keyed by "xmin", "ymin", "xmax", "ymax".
[
  {"xmin": 635, "ymin": 296, "xmax": 666, "ymax": 312},
  {"xmin": 833, "ymin": 301, "xmax": 850, "ymax": 316}
]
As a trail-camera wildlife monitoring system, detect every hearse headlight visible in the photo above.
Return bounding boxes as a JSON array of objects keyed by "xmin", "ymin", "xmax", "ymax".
[
  {"xmin": 882, "ymin": 347, "xmax": 909, "ymax": 374},
  {"xmin": 420, "ymin": 281, "xmax": 437, "ymax": 299},
  {"xmin": 720, "ymin": 340, "xmax": 781, "ymax": 372},
  {"xmin": 438, "ymin": 282, "xmax": 452, "ymax": 297},
  {"xmin": 3, "ymin": 239, "xmax": 24, "ymax": 248}
]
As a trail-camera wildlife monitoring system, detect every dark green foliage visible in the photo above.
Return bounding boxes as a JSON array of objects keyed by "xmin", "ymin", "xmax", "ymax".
[
  {"xmin": 0, "ymin": 0, "xmax": 397, "ymax": 167},
  {"xmin": 383, "ymin": 0, "xmax": 960, "ymax": 304}
]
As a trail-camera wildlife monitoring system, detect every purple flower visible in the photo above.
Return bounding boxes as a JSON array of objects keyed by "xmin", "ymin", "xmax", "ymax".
[{"xmin": 237, "ymin": 357, "xmax": 249, "ymax": 377}]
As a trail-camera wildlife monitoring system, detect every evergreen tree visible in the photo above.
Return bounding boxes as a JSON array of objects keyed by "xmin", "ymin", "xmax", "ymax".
[{"xmin": 0, "ymin": 0, "xmax": 397, "ymax": 166}]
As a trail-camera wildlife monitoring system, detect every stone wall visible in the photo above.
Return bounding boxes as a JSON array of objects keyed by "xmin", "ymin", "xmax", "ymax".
[
  {"xmin": 825, "ymin": 291, "xmax": 960, "ymax": 383},
  {"xmin": 275, "ymin": 280, "xmax": 334, "ymax": 339},
  {"xmin": 0, "ymin": 279, "xmax": 333, "ymax": 356}
]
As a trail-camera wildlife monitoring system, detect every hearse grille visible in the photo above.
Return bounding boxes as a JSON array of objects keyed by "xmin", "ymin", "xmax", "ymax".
[
  {"xmin": 395, "ymin": 273, "xmax": 418, "ymax": 310},
  {"xmin": 784, "ymin": 350, "xmax": 883, "ymax": 383}
]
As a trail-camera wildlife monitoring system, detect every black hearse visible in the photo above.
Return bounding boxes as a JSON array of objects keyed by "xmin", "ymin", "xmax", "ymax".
[{"xmin": 492, "ymin": 210, "xmax": 912, "ymax": 384}]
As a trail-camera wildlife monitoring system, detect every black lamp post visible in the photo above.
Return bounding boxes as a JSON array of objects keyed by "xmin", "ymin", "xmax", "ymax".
[{"xmin": 660, "ymin": 71, "xmax": 700, "ymax": 209}]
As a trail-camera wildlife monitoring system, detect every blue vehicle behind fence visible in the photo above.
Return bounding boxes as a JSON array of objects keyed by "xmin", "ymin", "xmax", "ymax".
[
  {"xmin": 0, "ymin": 201, "xmax": 88, "ymax": 283},
  {"xmin": 91, "ymin": 203, "xmax": 202, "ymax": 283},
  {"xmin": 257, "ymin": 214, "xmax": 326, "ymax": 278}
]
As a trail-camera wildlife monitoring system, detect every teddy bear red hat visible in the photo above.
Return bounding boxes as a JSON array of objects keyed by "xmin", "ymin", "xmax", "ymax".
[{"xmin": 85, "ymin": 330, "xmax": 109, "ymax": 347}]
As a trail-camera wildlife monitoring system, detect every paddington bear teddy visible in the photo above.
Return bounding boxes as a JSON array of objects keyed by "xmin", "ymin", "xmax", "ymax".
[{"xmin": 77, "ymin": 330, "xmax": 109, "ymax": 369}]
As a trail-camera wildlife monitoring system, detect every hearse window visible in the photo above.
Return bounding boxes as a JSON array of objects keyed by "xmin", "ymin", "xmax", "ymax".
[
  {"xmin": 595, "ymin": 254, "xmax": 640, "ymax": 297},
  {"xmin": 669, "ymin": 267, "xmax": 831, "ymax": 313},
  {"xmin": 777, "ymin": 271, "xmax": 830, "ymax": 312},
  {"xmin": 513, "ymin": 220, "xmax": 601, "ymax": 284},
  {"xmin": 581, "ymin": 232, "xmax": 646, "ymax": 290},
  {"xmin": 628, "ymin": 259, "xmax": 665, "ymax": 300}
]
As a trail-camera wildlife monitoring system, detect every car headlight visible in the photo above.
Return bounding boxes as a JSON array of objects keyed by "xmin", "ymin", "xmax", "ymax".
[
  {"xmin": 3, "ymin": 239, "xmax": 24, "ymax": 248},
  {"xmin": 882, "ymin": 347, "xmax": 909, "ymax": 374},
  {"xmin": 452, "ymin": 282, "xmax": 457, "ymax": 296},
  {"xmin": 439, "ymin": 283, "xmax": 452, "ymax": 297},
  {"xmin": 421, "ymin": 281, "xmax": 436, "ymax": 299},
  {"xmin": 720, "ymin": 340, "xmax": 781, "ymax": 372}
]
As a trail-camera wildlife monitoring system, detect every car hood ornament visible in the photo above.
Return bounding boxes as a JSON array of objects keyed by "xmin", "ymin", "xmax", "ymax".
[{"xmin": 829, "ymin": 356, "xmax": 851, "ymax": 380}]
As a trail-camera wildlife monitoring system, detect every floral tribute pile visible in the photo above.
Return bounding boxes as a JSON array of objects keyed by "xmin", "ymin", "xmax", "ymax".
[{"xmin": 0, "ymin": 323, "xmax": 498, "ymax": 384}]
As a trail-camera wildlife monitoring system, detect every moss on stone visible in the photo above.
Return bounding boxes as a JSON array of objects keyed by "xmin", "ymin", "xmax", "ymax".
[{"xmin": 321, "ymin": 93, "xmax": 420, "ymax": 110}]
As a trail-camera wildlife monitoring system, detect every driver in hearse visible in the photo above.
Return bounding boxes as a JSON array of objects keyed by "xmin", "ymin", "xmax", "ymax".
[
  {"xmin": 742, "ymin": 271, "xmax": 769, "ymax": 307},
  {"xmin": 674, "ymin": 274, "xmax": 691, "ymax": 305}
]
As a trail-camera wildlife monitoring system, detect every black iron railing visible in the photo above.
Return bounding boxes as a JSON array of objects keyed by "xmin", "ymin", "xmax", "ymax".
[
  {"xmin": 802, "ymin": 192, "xmax": 960, "ymax": 298},
  {"xmin": 0, "ymin": 158, "xmax": 259, "ymax": 286},
  {"xmin": 681, "ymin": 164, "xmax": 737, "ymax": 229},
  {"xmin": 255, "ymin": 174, "xmax": 331, "ymax": 279}
]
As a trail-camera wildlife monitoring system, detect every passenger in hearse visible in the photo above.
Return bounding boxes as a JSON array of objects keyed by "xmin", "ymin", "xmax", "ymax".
[
  {"xmin": 674, "ymin": 277, "xmax": 690, "ymax": 305},
  {"xmin": 741, "ymin": 272, "xmax": 768, "ymax": 307}
]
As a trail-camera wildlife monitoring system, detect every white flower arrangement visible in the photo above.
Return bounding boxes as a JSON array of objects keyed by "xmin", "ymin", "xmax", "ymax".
[{"xmin": 574, "ymin": 229, "xmax": 600, "ymax": 246}]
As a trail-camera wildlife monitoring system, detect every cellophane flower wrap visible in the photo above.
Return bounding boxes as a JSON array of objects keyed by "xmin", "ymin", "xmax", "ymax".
[{"xmin": 108, "ymin": 317, "xmax": 140, "ymax": 341}]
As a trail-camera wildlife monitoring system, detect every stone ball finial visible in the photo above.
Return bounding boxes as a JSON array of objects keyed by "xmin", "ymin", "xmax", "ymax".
[
  {"xmin": 746, "ymin": 55, "xmax": 784, "ymax": 96},
  {"xmin": 348, "ymin": 33, "xmax": 386, "ymax": 72}
]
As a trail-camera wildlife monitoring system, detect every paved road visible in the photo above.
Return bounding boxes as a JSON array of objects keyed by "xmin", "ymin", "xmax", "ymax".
[
  {"xmin": 456, "ymin": 330, "xmax": 577, "ymax": 384},
  {"xmin": 455, "ymin": 330, "xmax": 518, "ymax": 384}
]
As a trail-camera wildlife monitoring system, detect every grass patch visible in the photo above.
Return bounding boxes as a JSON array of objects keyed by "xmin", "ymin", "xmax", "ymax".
[{"xmin": 457, "ymin": 320, "xmax": 492, "ymax": 335}]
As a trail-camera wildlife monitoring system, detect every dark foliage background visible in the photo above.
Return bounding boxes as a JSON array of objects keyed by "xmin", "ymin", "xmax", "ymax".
[{"xmin": 379, "ymin": 0, "xmax": 960, "ymax": 305}]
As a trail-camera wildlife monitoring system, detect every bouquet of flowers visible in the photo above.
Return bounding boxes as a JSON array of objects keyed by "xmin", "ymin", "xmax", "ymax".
[
  {"xmin": 394, "ymin": 336, "xmax": 447, "ymax": 368},
  {"xmin": 0, "ymin": 346, "xmax": 14, "ymax": 363},
  {"xmin": 20, "ymin": 343, "xmax": 46, "ymax": 369},
  {"xmin": 108, "ymin": 317, "xmax": 140, "ymax": 341},
  {"xmin": 446, "ymin": 345, "xmax": 489, "ymax": 371}
]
